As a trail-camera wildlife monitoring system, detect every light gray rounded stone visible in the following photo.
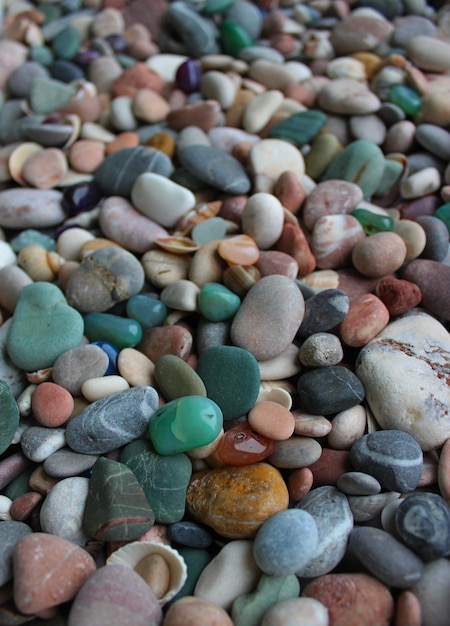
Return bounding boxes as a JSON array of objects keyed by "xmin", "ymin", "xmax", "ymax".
[
  {"xmin": 52, "ymin": 344, "xmax": 109, "ymax": 397},
  {"xmin": 20, "ymin": 426, "xmax": 66, "ymax": 462},
  {"xmin": 0, "ymin": 520, "xmax": 32, "ymax": 586},
  {"xmin": 39, "ymin": 476, "xmax": 90, "ymax": 546},
  {"xmin": 412, "ymin": 558, "xmax": 450, "ymax": 626},
  {"xmin": 43, "ymin": 449, "xmax": 98, "ymax": 478},
  {"xmin": 298, "ymin": 332, "xmax": 343, "ymax": 367}
]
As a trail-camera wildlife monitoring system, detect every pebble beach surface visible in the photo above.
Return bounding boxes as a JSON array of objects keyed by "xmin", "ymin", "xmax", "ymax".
[{"xmin": 0, "ymin": 0, "xmax": 450, "ymax": 624}]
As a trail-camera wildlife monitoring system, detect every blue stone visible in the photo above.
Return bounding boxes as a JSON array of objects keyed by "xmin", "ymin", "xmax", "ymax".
[
  {"xmin": 126, "ymin": 294, "xmax": 168, "ymax": 330},
  {"xmin": 91, "ymin": 341, "xmax": 120, "ymax": 375}
]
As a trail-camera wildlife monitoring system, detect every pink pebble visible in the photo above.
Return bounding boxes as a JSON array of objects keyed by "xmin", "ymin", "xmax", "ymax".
[
  {"xmin": 248, "ymin": 400, "xmax": 295, "ymax": 441},
  {"xmin": 31, "ymin": 381, "xmax": 74, "ymax": 427}
]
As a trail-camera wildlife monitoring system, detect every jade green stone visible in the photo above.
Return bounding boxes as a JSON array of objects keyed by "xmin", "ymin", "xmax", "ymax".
[
  {"xmin": 116, "ymin": 54, "xmax": 137, "ymax": 68},
  {"xmin": 126, "ymin": 294, "xmax": 168, "ymax": 330},
  {"xmin": 120, "ymin": 439, "xmax": 192, "ymax": 523},
  {"xmin": 36, "ymin": 4, "xmax": 62, "ymax": 23},
  {"xmin": 6, "ymin": 282, "xmax": 84, "ymax": 372},
  {"xmin": 10, "ymin": 229, "xmax": 56, "ymax": 253},
  {"xmin": 154, "ymin": 355, "xmax": 207, "ymax": 402},
  {"xmin": 196, "ymin": 345, "xmax": 260, "ymax": 420},
  {"xmin": 28, "ymin": 45, "xmax": 54, "ymax": 66},
  {"xmin": 83, "ymin": 312, "xmax": 142, "ymax": 349},
  {"xmin": 323, "ymin": 139, "xmax": 386, "ymax": 199},
  {"xmin": 232, "ymin": 574, "xmax": 300, "ymax": 626},
  {"xmin": 389, "ymin": 84, "xmax": 422, "ymax": 116},
  {"xmin": 220, "ymin": 20, "xmax": 254, "ymax": 57},
  {"xmin": 202, "ymin": 0, "xmax": 233, "ymax": 14},
  {"xmin": 0, "ymin": 381, "xmax": 20, "ymax": 455},
  {"xmin": 29, "ymin": 77, "xmax": 76, "ymax": 115},
  {"xmin": 51, "ymin": 26, "xmax": 82, "ymax": 60},
  {"xmin": 434, "ymin": 203, "xmax": 450, "ymax": 234},
  {"xmin": 84, "ymin": 456, "xmax": 155, "ymax": 542},
  {"xmin": 268, "ymin": 110, "xmax": 327, "ymax": 147},
  {"xmin": 198, "ymin": 282, "xmax": 241, "ymax": 322},
  {"xmin": 149, "ymin": 396, "xmax": 223, "ymax": 455},
  {"xmin": 374, "ymin": 158, "xmax": 404, "ymax": 200},
  {"xmin": 192, "ymin": 217, "xmax": 228, "ymax": 245},
  {"xmin": 351, "ymin": 208, "xmax": 394, "ymax": 235},
  {"xmin": 169, "ymin": 547, "xmax": 213, "ymax": 603}
]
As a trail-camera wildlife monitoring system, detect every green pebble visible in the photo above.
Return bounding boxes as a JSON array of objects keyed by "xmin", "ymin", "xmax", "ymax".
[
  {"xmin": 0, "ymin": 381, "xmax": 20, "ymax": 456},
  {"xmin": 149, "ymin": 396, "xmax": 223, "ymax": 455},
  {"xmin": 350, "ymin": 208, "xmax": 395, "ymax": 235},
  {"xmin": 168, "ymin": 547, "xmax": 213, "ymax": 603},
  {"xmin": 389, "ymin": 84, "xmax": 422, "ymax": 116},
  {"xmin": 83, "ymin": 312, "xmax": 142, "ymax": 349},
  {"xmin": 192, "ymin": 217, "xmax": 228, "ymax": 245},
  {"xmin": 304, "ymin": 132, "xmax": 342, "ymax": 180},
  {"xmin": 232, "ymin": 574, "xmax": 300, "ymax": 626},
  {"xmin": 434, "ymin": 203, "xmax": 450, "ymax": 234},
  {"xmin": 268, "ymin": 110, "xmax": 327, "ymax": 147},
  {"xmin": 28, "ymin": 45, "xmax": 54, "ymax": 66},
  {"xmin": 154, "ymin": 355, "xmax": 207, "ymax": 402},
  {"xmin": 29, "ymin": 77, "xmax": 76, "ymax": 115},
  {"xmin": 196, "ymin": 345, "xmax": 260, "ymax": 420},
  {"xmin": 10, "ymin": 229, "xmax": 56, "ymax": 253},
  {"xmin": 116, "ymin": 54, "xmax": 137, "ymax": 68},
  {"xmin": 51, "ymin": 25, "xmax": 82, "ymax": 60},
  {"xmin": 36, "ymin": 3, "xmax": 62, "ymax": 23},
  {"xmin": 7, "ymin": 282, "xmax": 84, "ymax": 372},
  {"xmin": 220, "ymin": 20, "xmax": 254, "ymax": 57},
  {"xmin": 374, "ymin": 158, "xmax": 404, "ymax": 201},
  {"xmin": 323, "ymin": 139, "xmax": 386, "ymax": 199},
  {"xmin": 202, "ymin": 0, "xmax": 233, "ymax": 14},
  {"xmin": 198, "ymin": 282, "xmax": 241, "ymax": 322},
  {"xmin": 120, "ymin": 439, "xmax": 192, "ymax": 524},
  {"xmin": 126, "ymin": 294, "xmax": 168, "ymax": 330}
]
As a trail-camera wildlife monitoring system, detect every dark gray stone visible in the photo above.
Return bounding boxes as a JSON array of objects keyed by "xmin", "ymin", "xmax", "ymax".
[
  {"xmin": 0, "ymin": 521, "xmax": 32, "ymax": 586},
  {"xmin": 297, "ymin": 289, "xmax": 349, "ymax": 337},
  {"xmin": 297, "ymin": 366, "xmax": 365, "ymax": 415},
  {"xmin": 416, "ymin": 215, "xmax": 449, "ymax": 262},
  {"xmin": 168, "ymin": 520, "xmax": 214, "ymax": 548}
]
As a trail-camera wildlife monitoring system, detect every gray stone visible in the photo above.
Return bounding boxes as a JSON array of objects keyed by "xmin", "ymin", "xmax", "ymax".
[
  {"xmin": 0, "ymin": 520, "xmax": 32, "ymax": 586},
  {"xmin": 298, "ymin": 332, "xmax": 344, "ymax": 367},
  {"xmin": 297, "ymin": 366, "xmax": 365, "ymax": 416},
  {"xmin": 52, "ymin": 344, "xmax": 109, "ymax": 397},
  {"xmin": 347, "ymin": 491, "xmax": 400, "ymax": 523},
  {"xmin": 20, "ymin": 426, "xmax": 66, "ymax": 462},
  {"xmin": 39, "ymin": 476, "xmax": 90, "ymax": 546},
  {"xmin": 412, "ymin": 559, "xmax": 450, "ymax": 626},
  {"xmin": 166, "ymin": 1, "xmax": 220, "ymax": 57},
  {"xmin": 297, "ymin": 289, "xmax": 349, "ymax": 337},
  {"xmin": 0, "ymin": 319, "xmax": 27, "ymax": 399},
  {"xmin": 336, "ymin": 471, "xmax": 382, "ymax": 496},
  {"xmin": 415, "ymin": 124, "xmax": 450, "ymax": 161},
  {"xmin": 43, "ymin": 448, "xmax": 98, "ymax": 478}
]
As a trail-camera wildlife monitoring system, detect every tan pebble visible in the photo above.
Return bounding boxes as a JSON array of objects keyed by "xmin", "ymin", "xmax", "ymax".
[
  {"xmin": 18, "ymin": 244, "xmax": 59, "ymax": 281},
  {"xmin": 328, "ymin": 405, "xmax": 367, "ymax": 450},
  {"xmin": 268, "ymin": 436, "xmax": 323, "ymax": 469},
  {"xmin": 29, "ymin": 465, "xmax": 60, "ymax": 496},
  {"xmin": 57, "ymin": 227, "xmax": 95, "ymax": 261},
  {"xmin": 421, "ymin": 91, "xmax": 450, "ymax": 127},
  {"xmin": 351, "ymin": 232, "xmax": 407, "ymax": 278},
  {"xmin": 384, "ymin": 120, "xmax": 416, "ymax": 154},
  {"xmin": 438, "ymin": 438, "xmax": 450, "ymax": 504},
  {"xmin": 299, "ymin": 269, "xmax": 340, "ymax": 291},
  {"xmin": 258, "ymin": 344, "xmax": 302, "ymax": 381},
  {"xmin": 142, "ymin": 249, "xmax": 191, "ymax": 289},
  {"xmin": 134, "ymin": 554, "xmax": 170, "ymax": 599},
  {"xmin": 393, "ymin": 219, "xmax": 426, "ymax": 261},
  {"xmin": 167, "ymin": 100, "xmax": 222, "ymax": 132},
  {"xmin": 81, "ymin": 121, "xmax": 116, "ymax": 143},
  {"xmin": 292, "ymin": 411, "xmax": 332, "ymax": 438},
  {"xmin": 117, "ymin": 347, "xmax": 156, "ymax": 387},
  {"xmin": 339, "ymin": 293, "xmax": 390, "ymax": 347},
  {"xmin": 160, "ymin": 279, "xmax": 200, "ymax": 312},
  {"xmin": 88, "ymin": 56, "xmax": 123, "ymax": 94},
  {"xmin": 91, "ymin": 8, "xmax": 125, "ymax": 38},
  {"xmin": 81, "ymin": 375, "xmax": 130, "ymax": 402},
  {"xmin": 163, "ymin": 596, "xmax": 234, "ymax": 626},
  {"xmin": 133, "ymin": 89, "xmax": 170, "ymax": 123},
  {"xmin": 22, "ymin": 148, "xmax": 67, "ymax": 189},
  {"xmin": 68, "ymin": 139, "xmax": 105, "ymax": 173},
  {"xmin": 124, "ymin": 24, "xmax": 158, "ymax": 60},
  {"xmin": 80, "ymin": 237, "xmax": 123, "ymax": 258},
  {"xmin": 261, "ymin": 597, "xmax": 329, "ymax": 626},
  {"xmin": 226, "ymin": 88, "xmax": 255, "ymax": 127},
  {"xmin": 242, "ymin": 89, "xmax": 284, "ymax": 134},
  {"xmin": 146, "ymin": 132, "xmax": 176, "ymax": 158},
  {"xmin": 395, "ymin": 590, "xmax": 422, "ymax": 626},
  {"xmin": 248, "ymin": 59, "xmax": 297, "ymax": 90},
  {"xmin": 105, "ymin": 131, "xmax": 140, "ymax": 155},
  {"xmin": 287, "ymin": 467, "xmax": 314, "ymax": 501},
  {"xmin": 248, "ymin": 400, "xmax": 295, "ymax": 441},
  {"xmin": 407, "ymin": 36, "xmax": 450, "ymax": 73}
]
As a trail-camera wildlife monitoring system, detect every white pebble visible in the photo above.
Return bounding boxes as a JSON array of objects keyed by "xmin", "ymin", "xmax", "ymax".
[
  {"xmin": 81, "ymin": 375, "xmax": 130, "ymax": 402},
  {"xmin": 17, "ymin": 384, "xmax": 37, "ymax": 417},
  {"xmin": 57, "ymin": 227, "xmax": 95, "ymax": 261},
  {"xmin": 241, "ymin": 192, "xmax": 285, "ymax": 249},
  {"xmin": 0, "ymin": 495, "xmax": 12, "ymax": 520},
  {"xmin": 328, "ymin": 405, "xmax": 367, "ymax": 450},
  {"xmin": 0, "ymin": 241, "xmax": 17, "ymax": 269},
  {"xmin": 400, "ymin": 166, "xmax": 441, "ymax": 199}
]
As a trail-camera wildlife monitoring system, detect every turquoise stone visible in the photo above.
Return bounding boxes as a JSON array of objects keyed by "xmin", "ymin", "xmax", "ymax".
[
  {"xmin": 126, "ymin": 294, "xmax": 168, "ymax": 330},
  {"xmin": 36, "ymin": 3, "xmax": 62, "ymax": 23},
  {"xmin": 10, "ymin": 229, "xmax": 56, "ymax": 253},
  {"xmin": 83, "ymin": 312, "xmax": 142, "ymax": 349},
  {"xmin": 198, "ymin": 282, "xmax": 241, "ymax": 322},
  {"xmin": 3, "ymin": 466, "xmax": 35, "ymax": 501},
  {"xmin": 323, "ymin": 139, "xmax": 386, "ymax": 199},
  {"xmin": 202, "ymin": 0, "xmax": 233, "ymax": 14},
  {"xmin": 220, "ymin": 20, "xmax": 254, "ymax": 57},
  {"xmin": 154, "ymin": 355, "xmax": 207, "ymax": 402},
  {"xmin": 192, "ymin": 217, "xmax": 228, "ymax": 245},
  {"xmin": 374, "ymin": 158, "xmax": 404, "ymax": 200},
  {"xmin": 232, "ymin": 574, "xmax": 300, "ymax": 626},
  {"xmin": 28, "ymin": 45, "xmax": 54, "ymax": 66},
  {"xmin": 51, "ymin": 26, "xmax": 81, "ymax": 60},
  {"xmin": 0, "ymin": 381, "xmax": 20, "ymax": 455},
  {"xmin": 29, "ymin": 77, "xmax": 76, "ymax": 115},
  {"xmin": 6, "ymin": 282, "xmax": 84, "ymax": 372},
  {"xmin": 434, "ymin": 203, "xmax": 450, "ymax": 234},
  {"xmin": 116, "ymin": 54, "xmax": 137, "ymax": 68},
  {"xmin": 83, "ymin": 456, "xmax": 155, "ymax": 542},
  {"xmin": 120, "ymin": 439, "xmax": 192, "ymax": 523},
  {"xmin": 351, "ymin": 208, "xmax": 395, "ymax": 235},
  {"xmin": 267, "ymin": 110, "xmax": 327, "ymax": 147},
  {"xmin": 196, "ymin": 345, "xmax": 260, "ymax": 420},
  {"xmin": 389, "ymin": 84, "xmax": 422, "ymax": 116},
  {"xmin": 149, "ymin": 396, "xmax": 223, "ymax": 455}
]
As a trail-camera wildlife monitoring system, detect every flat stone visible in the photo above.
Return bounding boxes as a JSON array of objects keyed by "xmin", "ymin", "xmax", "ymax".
[
  {"xmin": 267, "ymin": 437, "xmax": 322, "ymax": 470},
  {"xmin": 178, "ymin": 145, "xmax": 251, "ymax": 194},
  {"xmin": 297, "ymin": 288, "xmax": 349, "ymax": 337},
  {"xmin": 65, "ymin": 386, "xmax": 158, "ymax": 454},
  {"xmin": 0, "ymin": 188, "xmax": 65, "ymax": 229},
  {"xmin": 297, "ymin": 365, "xmax": 365, "ymax": 416},
  {"xmin": 43, "ymin": 448, "xmax": 98, "ymax": 478}
]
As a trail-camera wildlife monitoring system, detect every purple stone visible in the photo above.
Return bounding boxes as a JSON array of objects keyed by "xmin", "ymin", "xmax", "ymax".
[
  {"xmin": 175, "ymin": 59, "xmax": 202, "ymax": 94},
  {"xmin": 73, "ymin": 48, "xmax": 102, "ymax": 68},
  {"xmin": 105, "ymin": 34, "xmax": 128, "ymax": 53},
  {"xmin": 62, "ymin": 181, "xmax": 103, "ymax": 216}
]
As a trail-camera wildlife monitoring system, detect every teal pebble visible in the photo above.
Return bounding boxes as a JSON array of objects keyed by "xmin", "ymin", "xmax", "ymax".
[
  {"xmin": 3, "ymin": 466, "xmax": 35, "ymax": 501},
  {"xmin": 10, "ymin": 229, "xmax": 56, "ymax": 253},
  {"xmin": 0, "ymin": 381, "xmax": 20, "ymax": 456},
  {"xmin": 28, "ymin": 45, "xmax": 54, "ymax": 66},
  {"xmin": 51, "ymin": 26, "xmax": 82, "ymax": 60},
  {"xmin": 202, "ymin": 0, "xmax": 233, "ymax": 14},
  {"xmin": 149, "ymin": 395, "xmax": 223, "ymax": 455},
  {"xmin": 168, "ymin": 547, "xmax": 213, "ymax": 603},
  {"xmin": 29, "ymin": 77, "xmax": 76, "ymax": 115},
  {"xmin": 389, "ymin": 84, "xmax": 422, "ymax": 116},
  {"xmin": 268, "ymin": 110, "xmax": 327, "ymax": 147},
  {"xmin": 434, "ymin": 203, "xmax": 450, "ymax": 234},
  {"xmin": 116, "ymin": 54, "xmax": 138, "ymax": 68},
  {"xmin": 196, "ymin": 345, "xmax": 260, "ymax": 420},
  {"xmin": 6, "ymin": 282, "xmax": 84, "ymax": 372},
  {"xmin": 374, "ymin": 158, "xmax": 404, "ymax": 200},
  {"xmin": 232, "ymin": 574, "xmax": 300, "ymax": 626},
  {"xmin": 84, "ymin": 312, "xmax": 142, "ymax": 349},
  {"xmin": 120, "ymin": 439, "xmax": 192, "ymax": 523},
  {"xmin": 36, "ymin": 4, "xmax": 62, "ymax": 23},
  {"xmin": 220, "ymin": 20, "xmax": 254, "ymax": 57},
  {"xmin": 198, "ymin": 282, "xmax": 241, "ymax": 322},
  {"xmin": 126, "ymin": 294, "xmax": 168, "ymax": 330},
  {"xmin": 192, "ymin": 217, "xmax": 228, "ymax": 245}
]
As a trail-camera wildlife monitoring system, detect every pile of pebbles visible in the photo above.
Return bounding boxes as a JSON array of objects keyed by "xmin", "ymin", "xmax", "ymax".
[{"xmin": 1, "ymin": 0, "xmax": 450, "ymax": 624}]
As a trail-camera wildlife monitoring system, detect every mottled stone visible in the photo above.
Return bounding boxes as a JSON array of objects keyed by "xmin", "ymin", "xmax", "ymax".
[
  {"xmin": 375, "ymin": 276, "xmax": 422, "ymax": 316},
  {"xmin": 43, "ymin": 449, "xmax": 98, "ymax": 478},
  {"xmin": 312, "ymin": 214, "xmax": 366, "ymax": 269}
]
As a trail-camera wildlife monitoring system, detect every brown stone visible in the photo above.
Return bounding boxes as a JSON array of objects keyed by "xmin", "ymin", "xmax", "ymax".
[
  {"xmin": 352, "ymin": 232, "xmax": 407, "ymax": 279},
  {"xmin": 287, "ymin": 467, "xmax": 314, "ymax": 501},
  {"xmin": 308, "ymin": 448, "xmax": 351, "ymax": 487},
  {"xmin": 303, "ymin": 573, "xmax": 394, "ymax": 626},
  {"xmin": 138, "ymin": 325, "xmax": 193, "ymax": 362},
  {"xmin": 167, "ymin": 100, "xmax": 222, "ymax": 132},
  {"xmin": 273, "ymin": 170, "xmax": 306, "ymax": 214},
  {"xmin": 401, "ymin": 259, "xmax": 450, "ymax": 321},
  {"xmin": 275, "ymin": 223, "xmax": 316, "ymax": 276},
  {"xmin": 375, "ymin": 276, "xmax": 422, "ymax": 316},
  {"xmin": 394, "ymin": 590, "xmax": 422, "ymax": 626},
  {"xmin": 255, "ymin": 250, "xmax": 298, "ymax": 280},
  {"xmin": 339, "ymin": 293, "xmax": 390, "ymax": 348},
  {"xmin": 10, "ymin": 491, "xmax": 43, "ymax": 521}
]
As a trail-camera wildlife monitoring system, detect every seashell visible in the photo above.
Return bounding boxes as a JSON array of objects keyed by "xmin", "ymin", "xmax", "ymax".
[
  {"xmin": 298, "ymin": 268, "xmax": 339, "ymax": 291},
  {"xmin": 17, "ymin": 244, "xmax": 63, "ymax": 281},
  {"xmin": 155, "ymin": 236, "xmax": 201, "ymax": 254},
  {"xmin": 257, "ymin": 382, "xmax": 293, "ymax": 409},
  {"xmin": 175, "ymin": 200, "xmax": 222, "ymax": 235},
  {"xmin": 106, "ymin": 541, "xmax": 187, "ymax": 605},
  {"xmin": 222, "ymin": 264, "xmax": 260, "ymax": 298},
  {"xmin": 26, "ymin": 368, "xmax": 53, "ymax": 384},
  {"xmin": 57, "ymin": 169, "xmax": 94, "ymax": 187},
  {"xmin": 8, "ymin": 142, "xmax": 42, "ymax": 186},
  {"xmin": 23, "ymin": 113, "xmax": 81, "ymax": 149}
]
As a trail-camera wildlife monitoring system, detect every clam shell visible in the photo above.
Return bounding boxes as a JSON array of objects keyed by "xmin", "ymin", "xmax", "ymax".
[
  {"xmin": 8, "ymin": 142, "xmax": 42, "ymax": 186},
  {"xmin": 106, "ymin": 541, "xmax": 187, "ymax": 605},
  {"xmin": 155, "ymin": 236, "xmax": 200, "ymax": 254}
]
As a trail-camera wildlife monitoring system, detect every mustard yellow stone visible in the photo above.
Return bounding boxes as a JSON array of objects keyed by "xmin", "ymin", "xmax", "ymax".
[
  {"xmin": 146, "ymin": 132, "xmax": 176, "ymax": 159},
  {"xmin": 186, "ymin": 463, "xmax": 289, "ymax": 539}
]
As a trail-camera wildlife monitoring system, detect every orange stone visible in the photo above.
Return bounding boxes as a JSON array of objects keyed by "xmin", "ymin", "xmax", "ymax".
[
  {"xmin": 394, "ymin": 590, "xmax": 422, "ymax": 626},
  {"xmin": 31, "ymin": 381, "xmax": 74, "ymax": 427},
  {"xmin": 276, "ymin": 223, "xmax": 316, "ymax": 276},
  {"xmin": 105, "ymin": 131, "xmax": 140, "ymax": 155},
  {"xmin": 112, "ymin": 62, "xmax": 164, "ymax": 98},
  {"xmin": 248, "ymin": 400, "xmax": 295, "ymax": 441},
  {"xmin": 145, "ymin": 132, "xmax": 176, "ymax": 158},
  {"xmin": 186, "ymin": 463, "xmax": 289, "ymax": 539},
  {"xmin": 68, "ymin": 139, "xmax": 105, "ymax": 174},
  {"xmin": 339, "ymin": 293, "xmax": 390, "ymax": 348},
  {"xmin": 217, "ymin": 234, "xmax": 260, "ymax": 266},
  {"xmin": 287, "ymin": 467, "xmax": 314, "ymax": 501}
]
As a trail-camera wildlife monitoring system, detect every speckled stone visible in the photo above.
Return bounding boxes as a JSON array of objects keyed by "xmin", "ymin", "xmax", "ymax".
[
  {"xmin": 39, "ymin": 476, "xmax": 90, "ymax": 546},
  {"xmin": 297, "ymin": 365, "xmax": 365, "ymax": 416},
  {"xmin": 52, "ymin": 344, "xmax": 109, "ymax": 397}
]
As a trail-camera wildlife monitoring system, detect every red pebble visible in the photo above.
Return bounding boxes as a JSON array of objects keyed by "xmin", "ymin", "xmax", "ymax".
[
  {"xmin": 31, "ymin": 382, "xmax": 74, "ymax": 427},
  {"xmin": 287, "ymin": 467, "xmax": 314, "ymax": 501},
  {"xmin": 339, "ymin": 293, "xmax": 390, "ymax": 347},
  {"xmin": 308, "ymin": 448, "xmax": 351, "ymax": 486},
  {"xmin": 112, "ymin": 62, "xmax": 164, "ymax": 97},
  {"xmin": 138, "ymin": 325, "xmax": 192, "ymax": 362},
  {"xmin": 276, "ymin": 222, "xmax": 316, "ymax": 276},
  {"xmin": 10, "ymin": 492, "xmax": 43, "ymax": 521},
  {"xmin": 375, "ymin": 275, "xmax": 422, "ymax": 316},
  {"xmin": 274, "ymin": 170, "xmax": 306, "ymax": 214}
]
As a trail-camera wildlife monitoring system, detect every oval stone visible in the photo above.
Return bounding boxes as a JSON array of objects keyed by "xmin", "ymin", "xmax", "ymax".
[
  {"xmin": 178, "ymin": 145, "xmax": 251, "ymax": 194},
  {"xmin": 0, "ymin": 188, "xmax": 65, "ymax": 230},
  {"xmin": 230, "ymin": 275, "xmax": 305, "ymax": 361},
  {"xmin": 154, "ymin": 354, "xmax": 206, "ymax": 402},
  {"xmin": 186, "ymin": 463, "xmax": 289, "ymax": 539},
  {"xmin": 52, "ymin": 344, "xmax": 109, "ymax": 396},
  {"xmin": 298, "ymin": 288, "xmax": 350, "ymax": 338},
  {"xmin": 0, "ymin": 520, "xmax": 32, "ymax": 587},
  {"xmin": 297, "ymin": 366, "xmax": 365, "ymax": 416}
]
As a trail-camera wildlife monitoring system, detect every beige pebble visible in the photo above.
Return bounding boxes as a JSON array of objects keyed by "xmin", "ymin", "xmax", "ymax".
[
  {"xmin": 249, "ymin": 138, "xmax": 304, "ymax": 193},
  {"xmin": 292, "ymin": 411, "xmax": 332, "ymax": 438},
  {"xmin": 22, "ymin": 148, "xmax": 67, "ymax": 189},
  {"xmin": 160, "ymin": 279, "xmax": 200, "ymax": 312},
  {"xmin": 384, "ymin": 120, "xmax": 416, "ymax": 154},
  {"xmin": 88, "ymin": 56, "xmax": 123, "ymax": 94},
  {"xmin": 81, "ymin": 122, "xmax": 116, "ymax": 143},
  {"xmin": 248, "ymin": 59, "xmax": 297, "ymax": 90},
  {"xmin": 110, "ymin": 96, "xmax": 138, "ymax": 131},
  {"xmin": 57, "ymin": 227, "xmax": 95, "ymax": 261},
  {"xmin": 68, "ymin": 140, "xmax": 105, "ymax": 174},
  {"xmin": 421, "ymin": 91, "xmax": 450, "ymax": 127},
  {"xmin": 241, "ymin": 192, "xmax": 284, "ymax": 249},
  {"xmin": 17, "ymin": 245, "xmax": 61, "ymax": 282},
  {"xmin": 141, "ymin": 249, "xmax": 191, "ymax": 289},
  {"xmin": 91, "ymin": 7, "xmax": 125, "ymax": 37},
  {"xmin": 393, "ymin": 219, "xmax": 426, "ymax": 262},
  {"xmin": 189, "ymin": 240, "xmax": 226, "ymax": 288},
  {"xmin": 81, "ymin": 375, "xmax": 130, "ymax": 402},
  {"xmin": 261, "ymin": 597, "xmax": 329, "ymax": 626},
  {"xmin": 328, "ymin": 405, "xmax": 367, "ymax": 450},
  {"xmin": 201, "ymin": 71, "xmax": 238, "ymax": 110},
  {"xmin": 242, "ymin": 90, "xmax": 284, "ymax": 134},
  {"xmin": 318, "ymin": 78, "xmax": 381, "ymax": 115},
  {"xmin": 406, "ymin": 36, "xmax": 450, "ymax": 73},
  {"xmin": 351, "ymin": 232, "xmax": 407, "ymax": 278},
  {"xmin": 163, "ymin": 596, "xmax": 234, "ymax": 626},
  {"xmin": 248, "ymin": 400, "xmax": 295, "ymax": 441},
  {"xmin": 327, "ymin": 56, "xmax": 367, "ymax": 81},
  {"xmin": 268, "ymin": 436, "xmax": 323, "ymax": 469},
  {"xmin": 134, "ymin": 554, "xmax": 170, "ymax": 599},
  {"xmin": 117, "ymin": 347, "xmax": 156, "ymax": 387},
  {"xmin": 258, "ymin": 344, "xmax": 302, "ymax": 381},
  {"xmin": 133, "ymin": 89, "xmax": 170, "ymax": 123},
  {"xmin": 400, "ymin": 167, "xmax": 441, "ymax": 199}
]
